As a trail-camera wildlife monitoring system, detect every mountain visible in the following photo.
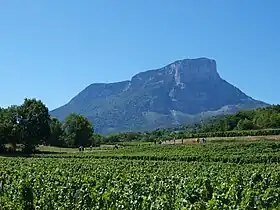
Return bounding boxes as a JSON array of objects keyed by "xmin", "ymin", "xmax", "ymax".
[{"xmin": 50, "ymin": 58, "xmax": 268, "ymax": 134}]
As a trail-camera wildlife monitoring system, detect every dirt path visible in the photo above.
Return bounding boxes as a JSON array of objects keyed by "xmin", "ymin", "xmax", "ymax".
[{"xmin": 163, "ymin": 135, "xmax": 280, "ymax": 145}]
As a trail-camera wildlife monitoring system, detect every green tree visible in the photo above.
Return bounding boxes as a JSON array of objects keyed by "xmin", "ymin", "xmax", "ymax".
[
  {"xmin": 0, "ymin": 107, "xmax": 5, "ymax": 152},
  {"xmin": 237, "ymin": 118, "xmax": 256, "ymax": 130},
  {"xmin": 270, "ymin": 114, "xmax": 280, "ymax": 128},
  {"xmin": 48, "ymin": 118, "xmax": 65, "ymax": 147},
  {"xmin": 105, "ymin": 134, "xmax": 121, "ymax": 143},
  {"xmin": 17, "ymin": 99, "xmax": 50, "ymax": 153},
  {"xmin": 0, "ymin": 106, "xmax": 19, "ymax": 152},
  {"xmin": 62, "ymin": 113, "xmax": 93, "ymax": 147},
  {"xmin": 91, "ymin": 133, "xmax": 104, "ymax": 147}
]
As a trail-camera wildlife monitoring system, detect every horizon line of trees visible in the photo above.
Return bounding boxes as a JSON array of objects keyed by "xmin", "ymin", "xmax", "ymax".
[{"xmin": 1, "ymin": 98, "xmax": 280, "ymax": 153}]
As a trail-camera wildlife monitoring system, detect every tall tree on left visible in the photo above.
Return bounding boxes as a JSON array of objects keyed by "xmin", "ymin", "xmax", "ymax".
[{"xmin": 17, "ymin": 99, "xmax": 51, "ymax": 153}]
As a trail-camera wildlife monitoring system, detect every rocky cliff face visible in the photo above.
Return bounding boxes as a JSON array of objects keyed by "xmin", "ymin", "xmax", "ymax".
[{"xmin": 50, "ymin": 58, "xmax": 268, "ymax": 134}]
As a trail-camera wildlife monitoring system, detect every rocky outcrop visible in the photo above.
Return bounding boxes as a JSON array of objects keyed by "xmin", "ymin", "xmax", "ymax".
[{"xmin": 50, "ymin": 58, "xmax": 268, "ymax": 134}]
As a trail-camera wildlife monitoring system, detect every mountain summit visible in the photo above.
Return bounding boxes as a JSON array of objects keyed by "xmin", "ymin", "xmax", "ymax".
[{"xmin": 50, "ymin": 58, "xmax": 268, "ymax": 134}]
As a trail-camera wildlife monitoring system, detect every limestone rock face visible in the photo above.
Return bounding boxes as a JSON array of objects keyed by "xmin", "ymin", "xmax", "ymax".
[{"xmin": 50, "ymin": 58, "xmax": 268, "ymax": 134}]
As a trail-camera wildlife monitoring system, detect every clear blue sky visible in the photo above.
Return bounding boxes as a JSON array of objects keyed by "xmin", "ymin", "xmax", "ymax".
[{"xmin": 0, "ymin": 0, "xmax": 279, "ymax": 110}]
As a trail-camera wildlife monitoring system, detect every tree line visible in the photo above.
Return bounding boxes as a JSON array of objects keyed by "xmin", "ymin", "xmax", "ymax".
[
  {"xmin": 0, "ymin": 98, "xmax": 100, "ymax": 153},
  {"xmin": 198, "ymin": 105, "xmax": 280, "ymax": 132},
  {"xmin": 1, "ymin": 98, "xmax": 280, "ymax": 153},
  {"xmin": 0, "ymin": 98, "xmax": 151, "ymax": 153}
]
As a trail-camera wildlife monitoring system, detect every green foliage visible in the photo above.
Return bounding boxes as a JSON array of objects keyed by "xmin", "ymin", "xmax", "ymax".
[
  {"xmin": 0, "ymin": 106, "xmax": 19, "ymax": 151},
  {"xmin": 62, "ymin": 113, "xmax": 94, "ymax": 147},
  {"xmin": 200, "ymin": 105, "xmax": 280, "ymax": 133},
  {"xmin": 0, "ymin": 99, "xmax": 52, "ymax": 153},
  {"xmin": 17, "ymin": 99, "xmax": 51, "ymax": 153},
  {"xmin": 0, "ymin": 99, "xmax": 100, "ymax": 153},
  {"xmin": 2, "ymin": 141, "xmax": 280, "ymax": 209},
  {"xmin": 91, "ymin": 133, "xmax": 104, "ymax": 147},
  {"xmin": 104, "ymin": 132, "xmax": 142, "ymax": 143},
  {"xmin": 39, "ymin": 141, "xmax": 280, "ymax": 164},
  {"xmin": 48, "ymin": 118, "xmax": 65, "ymax": 147}
]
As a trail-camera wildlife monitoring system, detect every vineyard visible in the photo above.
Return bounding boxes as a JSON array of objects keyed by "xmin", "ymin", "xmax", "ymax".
[{"xmin": 2, "ymin": 140, "xmax": 280, "ymax": 209}]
